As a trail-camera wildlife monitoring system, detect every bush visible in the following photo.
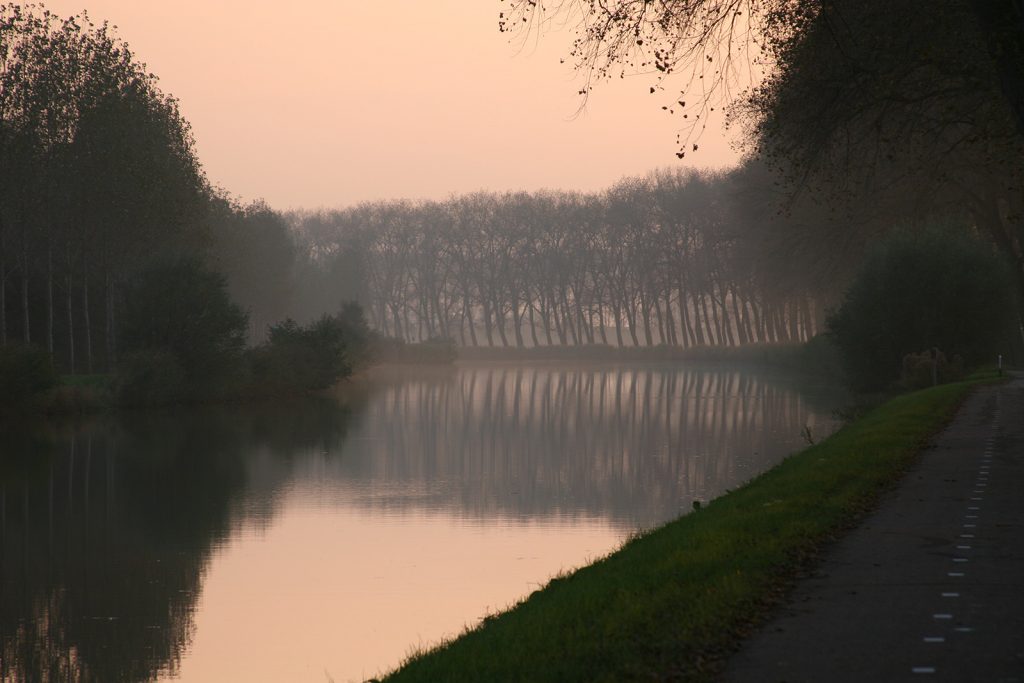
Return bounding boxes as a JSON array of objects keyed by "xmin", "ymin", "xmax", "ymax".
[
  {"xmin": 119, "ymin": 257, "xmax": 248, "ymax": 397},
  {"xmin": 375, "ymin": 335, "xmax": 458, "ymax": 364},
  {"xmin": 0, "ymin": 344, "xmax": 58, "ymax": 409},
  {"xmin": 900, "ymin": 349, "xmax": 964, "ymax": 389},
  {"xmin": 248, "ymin": 315, "xmax": 352, "ymax": 394},
  {"xmin": 114, "ymin": 350, "xmax": 187, "ymax": 407},
  {"xmin": 828, "ymin": 225, "xmax": 1014, "ymax": 391}
]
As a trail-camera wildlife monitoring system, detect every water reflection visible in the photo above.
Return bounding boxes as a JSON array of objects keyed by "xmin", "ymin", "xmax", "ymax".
[
  {"xmin": 0, "ymin": 401, "xmax": 353, "ymax": 683},
  {"xmin": 0, "ymin": 364, "xmax": 842, "ymax": 682},
  {"xmin": 329, "ymin": 365, "xmax": 836, "ymax": 527}
]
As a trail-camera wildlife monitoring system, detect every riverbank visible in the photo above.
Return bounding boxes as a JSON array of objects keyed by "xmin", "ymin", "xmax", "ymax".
[{"xmin": 380, "ymin": 373, "xmax": 1000, "ymax": 682}]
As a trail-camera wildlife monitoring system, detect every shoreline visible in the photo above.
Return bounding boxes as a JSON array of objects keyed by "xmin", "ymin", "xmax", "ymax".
[{"xmin": 381, "ymin": 373, "xmax": 1001, "ymax": 682}]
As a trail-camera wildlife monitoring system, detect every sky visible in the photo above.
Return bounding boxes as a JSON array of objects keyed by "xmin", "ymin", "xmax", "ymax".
[{"xmin": 42, "ymin": 1, "xmax": 744, "ymax": 209}]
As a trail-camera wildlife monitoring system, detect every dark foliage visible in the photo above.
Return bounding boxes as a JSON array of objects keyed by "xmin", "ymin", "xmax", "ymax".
[
  {"xmin": 0, "ymin": 344, "xmax": 57, "ymax": 409},
  {"xmin": 827, "ymin": 226, "xmax": 1014, "ymax": 391},
  {"xmin": 118, "ymin": 258, "xmax": 248, "ymax": 401},
  {"xmin": 248, "ymin": 314, "xmax": 354, "ymax": 395}
]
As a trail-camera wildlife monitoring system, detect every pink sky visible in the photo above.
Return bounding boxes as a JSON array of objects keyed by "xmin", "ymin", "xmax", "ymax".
[{"xmin": 42, "ymin": 1, "xmax": 744, "ymax": 209}]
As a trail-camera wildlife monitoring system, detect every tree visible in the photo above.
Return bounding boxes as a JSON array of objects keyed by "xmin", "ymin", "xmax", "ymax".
[
  {"xmin": 208, "ymin": 197, "xmax": 295, "ymax": 341},
  {"xmin": 1, "ymin": 5, "xmax": 212, "ymax": 374},
  {"xmin": 827, "ymin": 226, "xmax": 1015, "ymax": 391},
  {"xmin": 118, "ymin": 258, "xmax": 248, "ymax": 391},
  {"xmin": 501, "ymin": 1, "xmax": 1024, "ymax": 318}
]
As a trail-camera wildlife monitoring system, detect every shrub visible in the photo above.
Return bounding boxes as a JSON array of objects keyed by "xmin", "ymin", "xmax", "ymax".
[
  {"xmin": 119, "ymin": 257, "xmax": 248, "ymax": 397},
  {"xmin": 900, "ymin": 349, "xmax": 964, "ymax": 390},
  {"xmin": 828, "ymin": 225, "xmax": 1014, "ymax": 391},
  {"xmin": 114, "ymin": 350, "xmax": 187, "ymax": 407},
  {"xmin": 0, "ymin": 344, "xmax": 58, "ymax": 409},
  {"xmin": 249, "ymin": 315, "xmax": 352, "ymax": 394},
  {"xmin": 375, "ymin": 336, "xmax": 458, "ymax": 364}
]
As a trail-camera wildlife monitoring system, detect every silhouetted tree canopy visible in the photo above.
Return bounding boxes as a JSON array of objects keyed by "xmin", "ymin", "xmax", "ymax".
[
  {"xmin": 119, "ymin": 258, "xmax": 248, "ymax": 387},
  {"xmin": 828, "ymin": 225, "xmax": 1015, "ymax": 391}
]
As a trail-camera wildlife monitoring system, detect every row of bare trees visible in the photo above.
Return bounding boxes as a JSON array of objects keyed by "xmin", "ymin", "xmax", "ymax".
[{"xmin": 290, "ymin": 169, "xmax": 823, "ymax": 348}]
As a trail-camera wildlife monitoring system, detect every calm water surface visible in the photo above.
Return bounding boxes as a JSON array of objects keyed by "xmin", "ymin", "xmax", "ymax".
[{"xmin": 0, "ymin": 363, "xmax": 844, "ymax": 682}]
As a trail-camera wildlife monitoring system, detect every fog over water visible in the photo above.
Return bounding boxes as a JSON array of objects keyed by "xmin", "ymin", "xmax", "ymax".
[{"xmin": 1, "ymin": 363, "xmax": 843, "ymax": 682}]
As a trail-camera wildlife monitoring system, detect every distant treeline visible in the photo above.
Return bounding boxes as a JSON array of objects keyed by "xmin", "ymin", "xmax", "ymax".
[{"xmin": 288, "ymin": 170, "xmax": 835, "ymax": 350}]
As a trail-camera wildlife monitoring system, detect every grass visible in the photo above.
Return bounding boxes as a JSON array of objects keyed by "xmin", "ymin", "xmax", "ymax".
[{"xmin": 382, "ymin": 374, "xmax": 1000, "ymax": 682}]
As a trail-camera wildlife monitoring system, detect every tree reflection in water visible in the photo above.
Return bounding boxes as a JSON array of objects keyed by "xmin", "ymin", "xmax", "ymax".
[
  {"xmin": 328, "ymin": 365, "xmax": 838, "ymax": 528},
  {"xmin": 0, "ymin": 364, "xmax": 841, "ymax": 682}
]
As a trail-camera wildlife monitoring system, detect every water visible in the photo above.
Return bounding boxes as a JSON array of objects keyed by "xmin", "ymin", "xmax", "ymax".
[{"xmin": 0, "ymin": 363, "xmax": 844, "ymax": 682}]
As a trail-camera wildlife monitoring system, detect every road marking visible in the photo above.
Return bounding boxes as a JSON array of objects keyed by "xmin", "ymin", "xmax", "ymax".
[
  {"xmin": 922, "ymin": 637, "xmax": 945, "ymax": 643},
  {"xmin": 954, "ymin": 627, "xmax": 975, "ymax": 633},
  {"xmin": 968, "ymin": 506, "xmax": 980, "ymax": 510},
  {"xmin": 948, "ymin": 572, "xmax": 965, "ymax": 577},
  {"xmin": 960, "ymin": 534, "xmax": 974, "ymax": 538},
  {"xmin": 963, "ymin": 524, "xmax": 976, "ymax": 528},
  {"xmin": 912, "ymin": 667, "xmax": 936, "ymax": 674},
  {"xmin": 953, "ymin": 558, "xmax": 968, "ymax": 563},
  {"xmin": 956, "ymin": 545, "xmax": 971, "ymax": 550},
  {"xmin": 941, "ymin": 592, "xmax": 959, "ymax": 597},
  {"xmin": 933, "ymin": 614, "xmax": 953, "ymax": 620}
]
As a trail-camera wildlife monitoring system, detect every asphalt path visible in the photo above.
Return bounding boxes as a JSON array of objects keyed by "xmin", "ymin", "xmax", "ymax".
[{"xmin": 725, "ymin": 376, "xmax": 1024, "ymax": 682}]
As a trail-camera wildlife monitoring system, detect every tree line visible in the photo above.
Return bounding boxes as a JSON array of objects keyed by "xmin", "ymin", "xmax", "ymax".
[
  {"xmin": 0, "ymin": 6, "xmax": 294, "ymax": 377},
  {"xmin": 288, "ymin": 169, "xmax": 828, "ymax": 350}
]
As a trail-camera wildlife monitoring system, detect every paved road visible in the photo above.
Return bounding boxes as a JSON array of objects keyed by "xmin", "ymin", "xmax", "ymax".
[{"xmin": 725, "ymin": 376, "xmax": 1024, "ymax": 682}]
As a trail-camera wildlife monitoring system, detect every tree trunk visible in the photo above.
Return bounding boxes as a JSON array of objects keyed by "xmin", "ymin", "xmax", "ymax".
[
  {"xmin": 512, "ymin": 297, "xmax": 525, "ymax": 348},
  {"xmin": 21, "ymin": 237, "xmax": 30, "ymax": 344},
  {"xmin": 624, "ymin": 295, "xmax": 640, "ymax": 346},
  {"xmin": 663, "ymin": 293, "xmax": 678, "ymax": 346},
  {"xmin": 464, "ymin": 298, "xmax": 478, "ymax": 347},
  {"xmin": 481, "ymin": 299, "xmax": 494, "ymax": 346},
  {"xmin": 527, "ymin": 298, "xmax": 540, "ymax": 347},
  {"xmin": 0, "ymin": 224, "xmax": 6, "ymax": 345},
  {"xmin": 611, "ymin": 298, "xmax": 624, "ymax": 347},
  {"xmin": 596, "ymin": 301, "xmax": 609, "ymax": 345},
  {"xmin": 970, "ymin": 0, "xmax": 1024, "ymax": 138},
  {"xmin": 654, "ymin": 297, "xmax": 666, "ymax": 345},
  {"xmin": 83, "ymin": 274, "xmax": 93, "ymax": 373},
  {"xmin": 0, "ymin": 248, "xmax": 6, "ymax": 345},
  {"xmin": 540, "ymin": 295, "xmax": 554, "ymax": 346},
  {"xmin": 699, "ymin": 295, "xmax": 717, "ymax": 345},
  {"xmin": 105, "ymin": 271, "xmax": 116, "ymax": 369},
  {"xmin": 46, "ymin": 242, "xmax": 54, "ymax": 354},
  {"xmin": 552, "ymin": 296, "xmax": 566, "ymax": 345},
  {"xmin": 66, "ymin": 271, "xmax": 75, "ymax": 373},
  {"xmin": 561, "ymin": 292, "xmax": 578, "ymax": 345}
]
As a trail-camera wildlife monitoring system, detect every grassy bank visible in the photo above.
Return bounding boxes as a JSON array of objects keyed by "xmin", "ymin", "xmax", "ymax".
[{"xmin": 382, "ymin": 375, "xmax": 996, "ymax": 682}]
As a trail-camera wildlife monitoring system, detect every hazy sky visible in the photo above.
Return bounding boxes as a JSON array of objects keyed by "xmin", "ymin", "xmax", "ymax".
[{"xmin": 43, "ymin": 1, "xmax": 743, "ymax": 209}]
